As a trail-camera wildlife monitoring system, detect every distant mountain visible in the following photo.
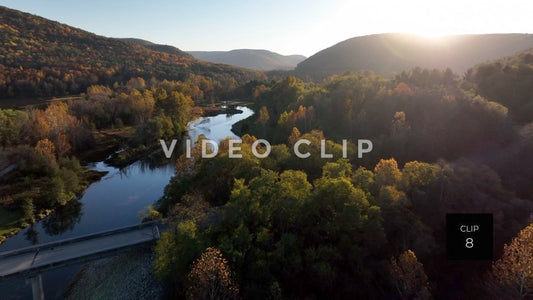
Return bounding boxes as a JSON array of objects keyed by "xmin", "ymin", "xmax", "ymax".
[
  {"xmin": 119, "ymin": 38, "xmax": 193, "ymax": 58},
  {"xmin": 0, "ymin": 6, "xmax": 264, "ymax": 98},
  {"xmin": 189, "ymin": 49, "xmax": 306, "ymax": 71},
  {"xmin": 295, "ymin": 33, "xmax": 533, "ymax": 79}
]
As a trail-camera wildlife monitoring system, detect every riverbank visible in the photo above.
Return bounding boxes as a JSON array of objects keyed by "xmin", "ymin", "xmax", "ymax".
[
  {"xmin": 1, "ymin": 125, "xmax": 164, "ymax": 245},
  {"xmin": 66, "ymin": 248, "xmax": 164, "ymax": 299},
  {"xmin": 0, "ymin": 126, "xmax": 135, "ymax": 245},
  {"xmin": 202, "ymin": 105, "xmax": 243, "ymax": 116},
  {"xmin": 78, "ymin": 127, "xmax": 137, "ymax": 163},
  {"xmin": 0, "ymin": 168, "xmax": 107, "ymax": 246},
  {"xmin": 94, "ymin": 104, "xmax": 254, "ymax": 168},
  {"xmin": 104, "ymin": 144, "xmax": 164, "ymax": 168}
]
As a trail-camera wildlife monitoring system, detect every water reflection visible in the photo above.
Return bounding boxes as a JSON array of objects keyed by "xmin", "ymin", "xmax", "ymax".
[
  {"xmin": 21, "ymin": 200, "xmax": 83, "ymax": 244},
  {"xmin": 0, "ymin": 161, "xmax": 175, "ymax": 252},
  {"xmin": 42, "ymin": 200, "xmax": 83, "ymax": 236},
  {"xmin": 24, "ymin": 226, "xmax": 39, "ymax": 245}
]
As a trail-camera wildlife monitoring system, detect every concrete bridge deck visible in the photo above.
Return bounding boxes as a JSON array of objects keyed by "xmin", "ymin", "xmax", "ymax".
[{"xmin": 0, "ymin": 221, "xmax": 161, "ymax": 280}]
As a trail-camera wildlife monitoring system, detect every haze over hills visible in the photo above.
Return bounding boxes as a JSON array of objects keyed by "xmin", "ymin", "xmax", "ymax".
[
  {"xmin": 2, "ymin": 3, "xmax": 533, "ymax": 100},
  {"xmin": 295, "ymin": 33, "xmax": 533, "ymax": 79},
  {"xmin": 188, "ymin": 50, "xmax": 306, "ymax": 71},
  {"xmin": 0, "ymin": 6, "xmax": 264, "ymax": 98}
]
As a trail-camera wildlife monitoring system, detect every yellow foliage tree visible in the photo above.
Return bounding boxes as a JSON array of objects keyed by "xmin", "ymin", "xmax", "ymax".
[
  {"xmin": 389, "ymin": 250, "xmax": 431, "ymax": 299},
  {"xmin": 288, "ymin": 127, "xmax": 301, "ymax": 147},
  {"xmin": 492, "ymin": 223, "xmax": 533, "ymax": 298},
  {"xmin": 374, "ymin": 158, "xmax": 402, "ymax": 187}
]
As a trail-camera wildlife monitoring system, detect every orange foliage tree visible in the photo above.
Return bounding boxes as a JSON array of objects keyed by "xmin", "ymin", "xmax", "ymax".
[
  {"xmin": 187, "ymin": 247, "xmax": 239, "ymax": 300},
  {"xmin": 35, "ymin": 138, "xmax": 56, "ymax": 163}
]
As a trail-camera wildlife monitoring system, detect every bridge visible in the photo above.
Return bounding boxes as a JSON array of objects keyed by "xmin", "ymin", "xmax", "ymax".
[{"xmin": 0, "ymin": 221, "xmax": 163, "ymax": 300}]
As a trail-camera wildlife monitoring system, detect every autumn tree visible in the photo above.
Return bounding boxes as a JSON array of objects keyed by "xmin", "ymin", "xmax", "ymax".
[
  {"xmin": 257, "ymin": 106, "xmax": 270, "ymax": 125},
  {"xmin": 54, "ymin": 133, "xmax": 72, "ymax": 157},
  {"xmin": 400, "ymin": 161, "xmax": 440, "ymax": 192},
  {"xmin": 492, "ymin": 223, "xmax": 533, "ymax": 298},
  {"xmin": 169, "ymin": 191, "xmax": 209, "ymax": 223},
  {"xmin": 288, "ymin": 127, "xmax": 301, "ymax": 147},
  {"xmin": 126, "ymin": 77, "xmax": 146, "ymax": 91},
  {"xmin": 28, "ymin": 109, "xmax": 51, "ymax": 142},
  {"xmin": 187, "ymin": 247, "xmax": 239, "ymax": 300},
  {"xmin": 322, "ymin": 158, "xmax": 352, "ymax": 179},
  {"xmin": 389, "ymin": 250, "xmax": 431, "ymax": 299},
  {"xmin": 86, "ymin": 85, "xmax": 113, "ymax": 101},
  {"xmin": 277, "ymin": 105, "xmax": 315, "ymax": 134},
  {"xmin": 43, "ymin": 102, "xmax": 77, "ymax": 135},
  {"xmin": 391, "ymin": 111, "xmax": 410, "ymax": 134},
  {"xmin": 35, "ymin": 138, "xmax": 56, "ymax": 163},
  {"xmin": 286, "ymin": 130, "xmax": 345, "ymax": 179},
  {"xmin": 154, "ymin": 221, "xmax": 206, "ymax": 298},
  {"xmin": 394, "ymin": 82, "xmax": 413, "ymax": 96},
  {"xmin": 0, "ymin": 109, "xmax": 29, "ymax": 147},
  {"xmin": 27, "ymin": 102, "xmax": 80, "ymax": 152},
  {"xmin": 256, "ymin": 106, "xmax": 270, "ymax": 137},
  {"xmin": 127, "ymin": 89, "xmax": 154, "ymax": 125},
  {"xmin": 374, "ymin": 158, "xmax": 402, "ymax": 187},
  {"xmin": 351, "ymin": 166, "xmax": 375, "ymax": 193},
  {"xmin": 157, "ymin": 91, "xmax": 195, "ymax": 132}
]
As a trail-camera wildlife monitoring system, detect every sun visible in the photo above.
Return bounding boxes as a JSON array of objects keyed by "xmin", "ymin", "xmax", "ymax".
[
  {"xmin": 413, "ymin": 27, "xmax": 453, "ymax": 40},
  {"xmin": 401, "ymin": 22, "xmax": 452, "ymax": 40},
  {"xmin": 334, "ymin": 0, "xmax": 458, "ymax": 44},
  {"xmin": 416, "ymin": 31, "xmax": 447, "ymax": 39}
]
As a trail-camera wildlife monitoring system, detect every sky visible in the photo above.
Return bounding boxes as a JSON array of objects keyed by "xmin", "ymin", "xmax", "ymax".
[{"xmin": 3, "ymin": 0, "xmax": 533, "ymax": 57}]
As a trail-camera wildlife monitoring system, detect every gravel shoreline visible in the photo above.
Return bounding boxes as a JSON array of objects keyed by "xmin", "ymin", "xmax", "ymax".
[{"xmin": 66, "ymin": 248, "xmax": 164, "ymax": 300}]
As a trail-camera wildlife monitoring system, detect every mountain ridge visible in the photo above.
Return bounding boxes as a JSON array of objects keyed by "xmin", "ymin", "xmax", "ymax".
[
  {"xmin": 118, "ymin": 38, "xmax": 193, "ymax": 58},
  {"xmin": 188, "ymin": 49, "xmax": 306, "ymax": 71},
  {"xmin": 0, "ymin": 5, "xmax": 264, "ymax": 98},
  {"xmin": 295, "ymin": 33, "xmax": 533, "ymax": 79}
]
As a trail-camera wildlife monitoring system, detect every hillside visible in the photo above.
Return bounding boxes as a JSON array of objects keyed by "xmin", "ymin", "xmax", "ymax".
[
  {"xmin": 119, "ymin": 38, "xmax": 193, "ymax": 58},
  {"xmin": 295, "ymin": 33, "xmax": 533, "ymax": 79},
  {"xmin": 188, "ymin": 49, "xmax": 306, "ymax": 70},
  {"xmin": 466, "ymin": 49, "xmax": 533, "ymax": 123},
  {"xmin": 0, "ymin": 6, "xmax": 265, "ymax": 98}
]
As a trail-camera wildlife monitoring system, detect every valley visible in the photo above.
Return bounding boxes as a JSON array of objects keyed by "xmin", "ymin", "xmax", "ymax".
[{"xmin": 1, "ymin": 3, "xmax": 533, "ymax": 299}]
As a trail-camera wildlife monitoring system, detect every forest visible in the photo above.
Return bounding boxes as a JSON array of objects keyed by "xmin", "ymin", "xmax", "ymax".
[
  {"xmin": 0, "ymin": 58, "xmax": 532, "ymax": 299},
  {"xmin": 0, "ymin": 77, "xmax": 204, "ymax": 241},
  {"xmin": 152, "ymin": 55, "xmax": 533, "ymax": 298},
  {"xmin": 0, "ymin": 6, "xmax": 265, "ymax": 99},
  {"xmin": 1, "ymin": 5, "xmax": 532, "ymax": 298},
  {"xmin": 0, "ymin": 59, "xmax": 531, "ymax": 299}
]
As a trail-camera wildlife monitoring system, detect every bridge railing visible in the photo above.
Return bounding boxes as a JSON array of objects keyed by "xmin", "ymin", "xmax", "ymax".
[{"xmin": 0, "ymin": 220, "xmax": 163, "ymax": 260}]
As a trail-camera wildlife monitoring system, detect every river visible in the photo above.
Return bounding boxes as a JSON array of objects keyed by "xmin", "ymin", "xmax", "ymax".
[{"xmin": 0, "ymin": 106, "xmax": 254, "ymax": 299}]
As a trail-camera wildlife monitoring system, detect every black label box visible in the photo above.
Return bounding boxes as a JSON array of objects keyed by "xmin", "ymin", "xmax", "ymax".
[{"xmin": 446, "ymin": 213, "xmax": 493, "ymax": 260}]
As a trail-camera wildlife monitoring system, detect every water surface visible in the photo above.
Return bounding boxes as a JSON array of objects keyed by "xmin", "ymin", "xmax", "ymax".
[{"xmin": 0, "ymin": 105, "xmax": 253, "ymax": 299}]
